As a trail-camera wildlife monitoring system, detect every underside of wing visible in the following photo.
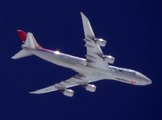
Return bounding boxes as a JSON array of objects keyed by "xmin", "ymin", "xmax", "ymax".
[
  {"xmin": 81, "ymin": 12, "xmax": 111, "ymax": 71},
  {"xmin": 80, "ymin": 12, "xmax": 95, "ymax": 38},
  {"xmin": 30, "ymin": 74, "xmax": 101, "ymax": 95}
]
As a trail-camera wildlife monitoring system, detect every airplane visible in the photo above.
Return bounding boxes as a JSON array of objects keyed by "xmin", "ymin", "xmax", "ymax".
[{"xmin": 12, "ymin": 12, "xmax": 152, "ymax": 97}]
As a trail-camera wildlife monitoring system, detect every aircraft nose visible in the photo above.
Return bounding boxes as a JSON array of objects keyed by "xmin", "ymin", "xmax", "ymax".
[
  {"xmin": 136, "ymin": 72, "xmax": 152, "ymax": 85},
  {"xmin": 147, "ymin": 78, "xmax": 152, "ymax": 85},
  {"xmin": 144, "ymin": 76, "xmax": 152, "ymax": 85}
]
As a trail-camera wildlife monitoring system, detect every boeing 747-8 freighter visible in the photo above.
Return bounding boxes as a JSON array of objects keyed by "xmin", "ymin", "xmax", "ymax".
[{"xmin": 12, "ymin": 12, "xmax": 152, "ymax": 97}]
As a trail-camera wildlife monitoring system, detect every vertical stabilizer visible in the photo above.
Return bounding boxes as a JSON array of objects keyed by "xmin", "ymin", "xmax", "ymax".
[{"xmin": 11, "ymin": 30, "xmax": 40, "ymax": 59}]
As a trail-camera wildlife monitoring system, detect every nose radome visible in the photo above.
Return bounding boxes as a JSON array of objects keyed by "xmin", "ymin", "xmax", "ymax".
[
  {"xmin": 147, "ymin": 78, "xmax": 152, "ymax": 84},
  {"xmin": 144, "ymin": 76, "xmax": 152, "ymax": 85}
]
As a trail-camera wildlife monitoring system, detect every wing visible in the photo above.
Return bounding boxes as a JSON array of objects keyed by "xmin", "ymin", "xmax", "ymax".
[
  {"xmin": 80, "ymin": 12, "xmax": 110, "ymax": 71},
  {"xmin": 30, "ymin": 74, "xmax": 101, "ymax": 94}
]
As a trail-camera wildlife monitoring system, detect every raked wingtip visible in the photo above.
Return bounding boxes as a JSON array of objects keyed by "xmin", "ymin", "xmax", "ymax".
[{"xmin": 29, "ymin": 91, "xmax": 39, "ymax": 94}]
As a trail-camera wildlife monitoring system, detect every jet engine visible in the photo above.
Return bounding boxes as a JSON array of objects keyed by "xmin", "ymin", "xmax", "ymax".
[
  {"xmin": 92, "ymin": 38, "xmax": 107, "ymax": 47},
  {"xmin": 83, "ymin": 84, "xmax": 96, "ymax": 92},
  {"xmin": 62, "ymin": 89, "xmax": 74, "ymax": 97},
  {"xmin": 103, "ymin": 55, "xmax": 115, "ymax": 64}
]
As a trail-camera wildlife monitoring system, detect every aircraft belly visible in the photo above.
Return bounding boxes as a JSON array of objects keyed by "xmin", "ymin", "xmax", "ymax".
[{"xmin": 29, "ymin": 49, "xmax": 115, "ymax": 80}]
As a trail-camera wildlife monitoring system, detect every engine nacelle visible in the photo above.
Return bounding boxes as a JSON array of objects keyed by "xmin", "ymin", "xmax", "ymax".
[
  {"xmin": 103, "ymin": 55, "xmax": 115, "ymax": 64},
  {"xmin": 62, "ymin": 89, "xmax": 74, "ymax": 97},
  {"xmin": 84, "ymin": 84, "xmax": 96, "ymax": 92},
  {"xmin": 93, "ymin": 38, "xmax": 107, "ymax": 47}
]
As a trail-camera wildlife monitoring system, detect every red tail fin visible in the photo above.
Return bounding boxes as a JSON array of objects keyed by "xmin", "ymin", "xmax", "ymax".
[
  {"xmin": 17, "ymin": 30, "xmax": 27, "ymax": 42},
  {"xmin": 17, "ymin": 30, "xmax": 44, "ymax": 50}
]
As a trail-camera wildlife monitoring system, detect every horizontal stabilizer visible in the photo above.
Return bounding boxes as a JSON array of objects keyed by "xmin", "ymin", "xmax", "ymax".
[{"xmin": 11, "ymin": 49, "xmax": 32, "ymax": 59}]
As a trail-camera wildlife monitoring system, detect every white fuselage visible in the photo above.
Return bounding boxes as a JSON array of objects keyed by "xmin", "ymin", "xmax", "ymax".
[{"xmin": 24, "ymin": 46, "xmax": 152, "ymax": 86}]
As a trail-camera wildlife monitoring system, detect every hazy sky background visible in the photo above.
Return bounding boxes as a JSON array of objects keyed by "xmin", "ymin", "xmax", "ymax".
[{"xmin": 0, "ymin": 0, "xmax": 161, "ymax": 120}]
